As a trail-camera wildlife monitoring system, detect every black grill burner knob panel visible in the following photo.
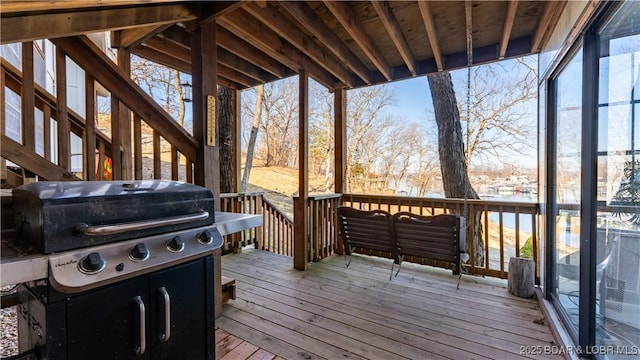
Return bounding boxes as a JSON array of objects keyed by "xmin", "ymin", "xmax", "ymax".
[
  {"xmin": 79, "ymin": 252, "xmax": 106, "ymax": 274},
  {"xmin": 129, "ymin": 243, "xmax": 150, "ymax": 261},
  {"xmin": 167, "ymin": 236, "xmax": 184, "ymax": 252},
  {"xmin": 197, "ymin": 229, "xmax": 213, "ymax": 244}
]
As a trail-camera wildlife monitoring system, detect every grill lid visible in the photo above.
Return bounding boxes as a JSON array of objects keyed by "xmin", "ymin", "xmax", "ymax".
[{"xmin": 13, "ymin": 180, "xmax": 215, "ymax": 253}]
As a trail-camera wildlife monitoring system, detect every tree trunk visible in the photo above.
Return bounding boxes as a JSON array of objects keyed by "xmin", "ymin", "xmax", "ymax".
[
  {"xmin": 218, "ymin": 86, "xmax": 233, "ymax": 193},
  {"xmin": 427, "ymin": 72, "xmax": 484, "ymax": 266},
  {"xmin": 241, "ymin": 84, "xmax": 264, "ymax": 192}
]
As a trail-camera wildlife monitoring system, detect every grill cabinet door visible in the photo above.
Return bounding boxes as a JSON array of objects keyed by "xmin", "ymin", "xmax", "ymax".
[
  {"xmin": 66, "ymin": 276, "xmax": 150, "ymax": 360},
  {"xmin": 149, "ymin": 258, "xmax": 212, "ymax": 360}
]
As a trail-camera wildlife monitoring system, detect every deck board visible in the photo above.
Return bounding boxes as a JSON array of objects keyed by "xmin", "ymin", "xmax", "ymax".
[{"xmin": 218, "ymin": 249, "xmax": 562, "ymax": 360}]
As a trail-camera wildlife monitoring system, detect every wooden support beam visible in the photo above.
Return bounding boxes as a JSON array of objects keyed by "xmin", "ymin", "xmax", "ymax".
[
  {"xmin": 186, "ymin": 1, "xmax": 244, "ymax": 30},
  {"xmin": 418, "ymin": 1, "xmax": 444, "ymax": 71},
  {"xmin": 85, "ymin": 74, "xmax": 96, "ymax": 180},
  {"xmin": 55, "ymin": 47, "xmax": 70, "ymax": 170},
  {"xmin": 218, "ymin": 48, "xmax": 274, "ymax": 83},
  {"xmin": 216, "ymin": 27, "xmax": 290, "ymax": 79},
  {"xmin": 117, "ymin": 47, "xmax": 133, "ymax": 180},
  {"xmin": 371, "ymin": 1, "xmax": 416, "ymax": 77},
  {"xmin": 278, "ymin": 1, "xmax": 371, "ymax": 85},
  {"xmin": 294, "ymin": 70, "xmax": 309, "ymax": 271},
  {"xmin": 499, "ymin": 1, "xmax": 519, "ymax": 59},
  {"xmin": 52, "ymin": 36, "xmax": 198, "ymax": 161},
  {"xmin": 531, "ymin": 0, "xmax": 567, "ymax": 52},
  {"xmin": 218, "ymin": 9, "xmax": 337, "ymax": 90},
  {"xmin": 133, "ymin": 116, "xmax": 142, "ymax": 180},
  {"xmin": 132, "ymin": 44, "xmax": 243, "ymax": 90},
  {"xmin": 110, "ymin": 94, "xmax": 122, "ymax": 179},
  {"xmin": 324, "ymin": 1, "xmax": 392, "ymax": 81},
  {"xmin": 153, "ymin": 130, "xmax": 161, "ymax": 179},
  {"xmin": 171, "ymin": 145, "xmax": 178, "ymax": 181},
  {"xmin": 1, "ymin": 3, "xmax": 200, "ymax": 44},
  {"xmin": 217, "ymin": 64, "xmax": 258, "ymax": 88},
  {"xmin": 1, "ymin": 135, "xmax": 79, "ymax": 181},
  {"xmin": 334, "ymin": 88, "xmax": 346, "ymax": 195},
  {"xmin": 232, "ymin": 89, "xmax": 241, "ymax": 193},
  {"xmin": 43, "ymin": 105, "xmax": 51, "ymax": 161},
  {"xmin": 21, "ymin": 42, "xmax": 35, "ymax": 151},
  {"xmin": 244, "ymin": 3, "xmax": 354, "ymax": 87},
  {"xmin": 144, "ymin": 36, "xmax": 192, "ymax": 63},
  {"xmin": 191, "ymin": 21, "xmax": 221, "ymax": 197},
  {"xmin": 112, "ymin": 24, "xmax": 172, "ymax": 49}
]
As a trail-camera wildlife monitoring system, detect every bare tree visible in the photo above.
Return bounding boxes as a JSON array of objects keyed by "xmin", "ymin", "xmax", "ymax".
[
  {"xmin": 428, "ymin": 71, "xmax": 483, "ymax": 265},
  {"xmin": 241, "ymin": 84, "xmax": 264, "ymax": 192},
  {"xmin": 218, "ymin": 86, "xmax": 233, "ymax": 193}
]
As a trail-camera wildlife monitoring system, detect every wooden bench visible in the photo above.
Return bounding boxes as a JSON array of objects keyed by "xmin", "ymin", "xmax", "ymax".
[
  {"xmin": 336, "ymin": 206, "xmax": 398, "ymax": 279},
  {"xmin": 337, "ymin": 206, "xmax": 466, "ymax": 286},
  {"xmin": 393, "ymin": 212, "xmax": 466, "ymax": 288}
]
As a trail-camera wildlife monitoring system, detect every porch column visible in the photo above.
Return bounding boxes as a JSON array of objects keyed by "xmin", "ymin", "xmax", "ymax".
[
  {"xmin": 117, "ymin": 48, "xmax": 132, "ymax": 180},
  {"xmin": 191, "ymin": 21, "xmax": 221, "ymax": 202},
  {"xmin": 55, "ymin": 48, "xmax": 70, "ymax": 170},
  {"xmin": 21, "ymin": 42, "xmax": 35, "ymax": 152},
  {"xmin": 334, "ymin": 87, "xmax": 346, "ymax": 255},
  {"xmin": 334, "ymin": 88, "xmax": 346, "ymax": 194},
  {"xmin": 294, "ymin": 70, "xmax": 309, "ymax": 270}
]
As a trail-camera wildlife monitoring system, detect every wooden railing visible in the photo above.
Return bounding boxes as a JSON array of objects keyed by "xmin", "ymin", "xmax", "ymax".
[
  {"xmin": 305, "ymin": 194, "xmax": 342, "ymax": 262},
  {"xmin": 219, "ymin": 192, "xmax": 294, "ymax": 256},
  {"xmin": 342, "ymin": 193, "xmax": 540, "ymax": 281},
  {"xmin": 1, "ymin": 38, "xmax": 197, "ymax": 185},
  {"xmin": 218, "ymin": 192, "xmax": 541, "ymax": 281},
  {"xmin": 261, "ymin": 197, "xmax": 294, "ymax": 256},
  {"xmin": 219, "ymin": 192, "xmax": 263, "ymax": 254}
]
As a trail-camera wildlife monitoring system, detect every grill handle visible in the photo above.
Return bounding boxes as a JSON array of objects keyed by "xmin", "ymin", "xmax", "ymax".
[
  {"xmin": 74, "ymin": 210, "xmax": 210, "ymax": 236},
  {"xmin": 158, "ymin": 287, "xmax": 171, "ymax": 342},
  {"xmin": 133, "ymin": 296, "xmax": 146, "ymax": 356}
]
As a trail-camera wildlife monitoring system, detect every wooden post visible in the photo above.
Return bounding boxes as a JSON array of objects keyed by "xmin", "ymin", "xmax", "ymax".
[
  {"xmin": 294, "ymin": 70, "xmax": 309, "ymax": 271},
  {"xmin": 334, "ymin": 87, "xmax": 346, "ymax": 255},
  {"xmin": 22, "ymin": 42, "xmax": 35, "ymax": 151},
  {"xmin": 55, "ymin": 48, "xmax": 70, "ymax": 170},
  {"xmin": 191, "ymin": 21, "xmax": 221, "ymax": 203},
  {"xmin": 508, "ymin": 257, "xmax": 535, "ymax": 298},
  {"xmin": 117, "ymin": 48, "xmax": 133, "ymax": 180},
  {"xmin": 85, "ymin": 74, "xmax": 96, "ymax": 180},
  {"xmin": 133, "ymin": 115, "xmax": 142, "ymax": 180},
  {"xmin": 192, "ymin": 21, "xmax": 222, "ymax": 318}
]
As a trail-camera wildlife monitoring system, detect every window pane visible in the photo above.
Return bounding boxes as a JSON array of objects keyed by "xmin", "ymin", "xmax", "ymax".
[
  {"xmin": 597, "ymin": 0, "xmax": 640, "ymax": 352},
  {"xmin": 554, "ymin": 48, "xmax": 583, "ymax": 329}
]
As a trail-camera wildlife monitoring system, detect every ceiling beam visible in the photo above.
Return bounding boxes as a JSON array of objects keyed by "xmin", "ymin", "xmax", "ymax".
[
  {"xmin": 217, "ymin": 27, "xmax": 292, "ymax": 79},
  {"xmin": 1, "ymin": 3, "xmax": 200, "ymax": 44},
  {"xmin": 371, "ymin": 1, "xmax": 416, "ymax": 77},
  {"xmin": 218, "ymin": 48, "xmax": 275, "ymax": 83},
  {"xmin": 133, "ymin": 44, "xmax": 191, "ymax": 73},
  {"xmin": 418, "ymin": 1, "xmax": 444, "ymax": 71},
  {"xmin": 217, "ymin": 64, "xmax": 259, "ymax": 88},
  {"xmin": 244, "ymin": 2, "xmax": 354, "ymax": 87},
  {"xmin": 277, "ymin": 1, "xmax": 371, "ymax": 85},
  {"xmin": 531, "ymin": 1, "xmax": 567, "ymax": 52},
  {"xmin": 185, "ymin": 1, "xmax": 243, "ymax": 31},
  {"xmin": 144, "ymin": 36, "xmax": 192, "ymax": 63},
  {"xmin": 133, "ymin": 42, "xmax": 245, "ymax": 90},
  {"xmin": 217, "ymin": 8, "xmax": 338, "ymax": 90},
  {"xmin": 323, "ymin": 1, "xmax": 392, "ymax": 81},
  {"xmin": 465, "ymin": 1, "xmax": 473, "ymax": 66},
  {"xmin": 112, "ymin": 23, "xmax": 172, "ymax": 49},
  {"xmin": 499, "ymin": 1, "xmax": 519, "ymax": 59},
  {"xmin": 0, "ymin": 1, "xmax": 182, "ymax": 13}
]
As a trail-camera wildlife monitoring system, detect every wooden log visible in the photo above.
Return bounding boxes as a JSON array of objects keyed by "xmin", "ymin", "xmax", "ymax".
[{"xmin": 508, "ymin": 257, "xmax": 535, "ymax": 298}]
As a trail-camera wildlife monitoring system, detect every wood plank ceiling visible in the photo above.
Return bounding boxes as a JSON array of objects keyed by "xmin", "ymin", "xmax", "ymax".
[{"xmin": 1, "ymin": 1, "xmax": 567, "ymax": 91}]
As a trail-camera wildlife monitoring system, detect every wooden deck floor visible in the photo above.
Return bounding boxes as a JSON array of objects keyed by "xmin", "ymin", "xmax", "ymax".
[{"xmin": 218, "ymin": 249, "xmax": 561, "ymax": 360}]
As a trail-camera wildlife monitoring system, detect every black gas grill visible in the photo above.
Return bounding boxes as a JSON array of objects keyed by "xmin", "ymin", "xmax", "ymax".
[{"xmin": 14, "ymin": 180, "xmax": 221, "ymax": 360}]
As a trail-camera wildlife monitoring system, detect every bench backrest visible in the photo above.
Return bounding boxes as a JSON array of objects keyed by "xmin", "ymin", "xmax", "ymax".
[
  {"xmin": 336, "ymin": 206, "xmax": 395, "ymax": 256},
  {"xmin": 393, "ymin": 212, "xmax": 466, "ymax": 275}
]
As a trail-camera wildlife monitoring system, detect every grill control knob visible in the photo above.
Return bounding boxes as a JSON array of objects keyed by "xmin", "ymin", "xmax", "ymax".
[
  {"xmin": 197, "ymin": 230, "xmax": 213, "ymax": 245},
  {"xmin": 79, "ymin": 252, "xmax": 106, "ymax": 274},
  {"xmin": 129, "ymin": 243, "xmax": 150, "ymax": 261},
  {"xmin": 167, "ymin": 236, "xmax": 184, "ymax": 252}
]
